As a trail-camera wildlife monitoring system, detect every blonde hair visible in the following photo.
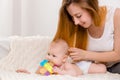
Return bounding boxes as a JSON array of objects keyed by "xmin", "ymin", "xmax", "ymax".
[{"xmin": 53, "ymin": 0, "xmax": 106, "ymax": 49}]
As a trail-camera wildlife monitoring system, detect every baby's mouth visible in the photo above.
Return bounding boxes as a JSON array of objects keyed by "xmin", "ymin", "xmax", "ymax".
[
  {"xmin": 48, "ymin": 61, "xmax": 54, "ymax": 66},
  {"xmin": 48, "ymin": 61, "xmax": 59, "ymax": 67},
  {"xmin": 54, "ymin": 64, "xmax": 59, "ymax": 67}
]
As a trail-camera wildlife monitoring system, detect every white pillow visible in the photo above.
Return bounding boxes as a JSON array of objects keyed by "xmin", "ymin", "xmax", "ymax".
[
  {"xmin": 0, "ymin": 38, "xmax": 10, "ymax": 59},
  {"xmin": 0, "ymin": 36, "xmax": 52, "ymax": 73}
]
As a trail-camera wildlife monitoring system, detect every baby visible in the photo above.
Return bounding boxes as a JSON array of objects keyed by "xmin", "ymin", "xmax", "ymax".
[
  {"xmin": 36, "ymin": 39, "xmax": 106, "ymax": 76},
  {"xmin": 35, "ymin": 39, "xmax": 82, "ymax": 76},
  {"xmin": 17, "ymin": 39, "xmax": 106, "ymax": 76}
]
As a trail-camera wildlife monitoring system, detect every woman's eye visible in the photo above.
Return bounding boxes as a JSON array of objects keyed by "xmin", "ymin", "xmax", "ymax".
[{"xmin": 76, "ymin": 15, "xmax": 81, "ymax": 18}]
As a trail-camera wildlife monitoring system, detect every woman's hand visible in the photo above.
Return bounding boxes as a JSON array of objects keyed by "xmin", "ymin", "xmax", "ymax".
[{"xmin": 68, "ymin": 47, "xmax": 87, "ymax": 61}]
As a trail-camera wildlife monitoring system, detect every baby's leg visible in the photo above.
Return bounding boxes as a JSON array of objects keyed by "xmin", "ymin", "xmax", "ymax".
[{"xmin": 88, "ymin": 63, "xmax": 107, "ymax": 74}]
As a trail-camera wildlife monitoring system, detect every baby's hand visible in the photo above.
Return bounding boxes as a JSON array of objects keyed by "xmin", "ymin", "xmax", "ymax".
[
  {"xmin": 16, "ymin": 69, "xmax": 31, "ymax": 74},
  {"xmin": 53, "ymin": 67, "xmax": 62, "ymax": 74}
]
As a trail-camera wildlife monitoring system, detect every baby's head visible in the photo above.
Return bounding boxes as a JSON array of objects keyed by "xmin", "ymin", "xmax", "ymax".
[{"xmin": 46, "ymin": 39, "xmax": 69, "ymax": 66}]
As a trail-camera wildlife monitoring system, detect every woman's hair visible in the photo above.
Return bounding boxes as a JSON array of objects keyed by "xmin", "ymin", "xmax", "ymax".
[{"xmin": 53, "ymin": 0, "xmax": 106, "ymax": 49}]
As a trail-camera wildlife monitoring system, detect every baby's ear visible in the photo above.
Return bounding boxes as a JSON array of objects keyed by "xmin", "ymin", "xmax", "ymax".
[{"xmin": 62, "ymin": 55, "xmax": 68, "ymax": 62}]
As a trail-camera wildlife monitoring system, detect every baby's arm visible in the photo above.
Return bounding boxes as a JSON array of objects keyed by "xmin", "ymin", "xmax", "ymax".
[
  {"xmin": 53, "ymin": 66, "xmax": 67, "ymax": 75},
  {"xmin": 35, "ymin": 66, "xmax": 41, "ymax": 74},
  {"xmin": 54, "ymin": 63, "xmax": 82, "ymax": 76}
]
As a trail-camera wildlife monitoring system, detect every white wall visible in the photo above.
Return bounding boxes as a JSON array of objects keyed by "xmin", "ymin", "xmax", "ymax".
[
  {"xmin": 99, "ymin": 0, "xmax": 120, "ymax": 7},
  {"xmin": 21, "ymin": 0, "xmax": 62, "ymax": 37},
  {"xmin": 0, "ymin": 0, "xmax": 62, "ymax": 37},
  {"xmin": 0, "ymin": 0, "xmax": 120, "ymax": 38},
  {"xmin": 0, "ymin": 0, "xmax": 13, "ymax": 37}
]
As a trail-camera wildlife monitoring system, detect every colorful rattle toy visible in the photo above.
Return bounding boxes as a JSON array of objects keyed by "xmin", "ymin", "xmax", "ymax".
[{"xmin": 39, "ymin": 59, "xmax": 54, "ymax": 76}]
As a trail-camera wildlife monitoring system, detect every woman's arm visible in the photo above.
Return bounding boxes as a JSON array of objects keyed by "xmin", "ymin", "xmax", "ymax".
[
  {"xmin": 113, "ymin": 8, "xmax": 120, "ymax": 60},
  {"xmin": 69, "ymin": 48, "xmax": 119, "ymax": 62},
  {"xmin": 85, "ymin": 51, "xmax": 119, "ymax": 62}
]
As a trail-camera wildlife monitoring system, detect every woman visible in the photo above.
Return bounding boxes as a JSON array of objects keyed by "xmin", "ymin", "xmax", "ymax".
[{"xmin": 53, "ymin": 0, "xmax": 120, "ymax": 73}]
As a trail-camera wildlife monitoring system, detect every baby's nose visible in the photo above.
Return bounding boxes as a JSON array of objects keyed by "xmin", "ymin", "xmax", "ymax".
[{"xmin": 46, "ymin": 56, "xmax": 51, "ymax": 61}]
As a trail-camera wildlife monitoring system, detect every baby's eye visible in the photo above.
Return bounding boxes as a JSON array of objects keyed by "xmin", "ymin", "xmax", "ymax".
[
  {"xmin": 52, "ymin": 55, "xmax": 56, "ymax": 57},
  {"xmin": 47, "ymin": 53, "xmax": 50, "ymax": 55}
]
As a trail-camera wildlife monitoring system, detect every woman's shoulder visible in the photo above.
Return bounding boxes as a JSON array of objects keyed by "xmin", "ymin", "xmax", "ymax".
[
  {"xmin": 114, "ymin": 8, "xmax": 120, "ymax": 15},
  {"xmin": 114, "ymin": 7, "xmax": 120, "ymax": 21},
  {"xmin": 114, "ymin": 8, "xmax": 120, "ymax": 28}
]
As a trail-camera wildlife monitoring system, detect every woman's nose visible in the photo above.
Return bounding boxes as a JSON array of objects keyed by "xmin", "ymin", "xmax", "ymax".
[{"xmin": 74, "ymin": 18, "xmax": 79, "ymax": 25}]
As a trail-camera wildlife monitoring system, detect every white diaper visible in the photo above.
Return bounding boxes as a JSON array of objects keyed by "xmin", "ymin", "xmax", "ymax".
[{"xmin": 76, "ymin": 61, "xmax": 92, "ymax": 74}]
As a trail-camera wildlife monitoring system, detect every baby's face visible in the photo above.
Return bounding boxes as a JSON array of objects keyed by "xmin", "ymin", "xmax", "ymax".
[{"xmin": 46, "ymin": 43, "xmax": 67, "ymax": 66}]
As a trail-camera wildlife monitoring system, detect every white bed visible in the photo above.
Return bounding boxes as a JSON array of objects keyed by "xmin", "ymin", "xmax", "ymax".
[{"xmin": 0, "ymin": 36, "xmax": 120, "ymax": 80}]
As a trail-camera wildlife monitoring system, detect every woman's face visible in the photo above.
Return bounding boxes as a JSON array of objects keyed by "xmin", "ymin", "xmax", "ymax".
[{"xmin": 66, "ymin": 3, "xmax": 93, "ymax": 28}]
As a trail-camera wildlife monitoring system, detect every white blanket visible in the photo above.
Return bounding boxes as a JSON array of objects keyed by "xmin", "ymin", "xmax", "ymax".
[{"xmin": 0, "ymin": 36, "xmax": 120, "ymax": 80}]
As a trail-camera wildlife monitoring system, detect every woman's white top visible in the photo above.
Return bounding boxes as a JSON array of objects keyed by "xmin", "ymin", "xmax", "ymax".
[
  {"xmin": 87, "ymin": 6, "xmax": 117, "ymax": 67},
  {"xmin": 87, "ymin": 6, "xmax": 116, "ymax": 52}
]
